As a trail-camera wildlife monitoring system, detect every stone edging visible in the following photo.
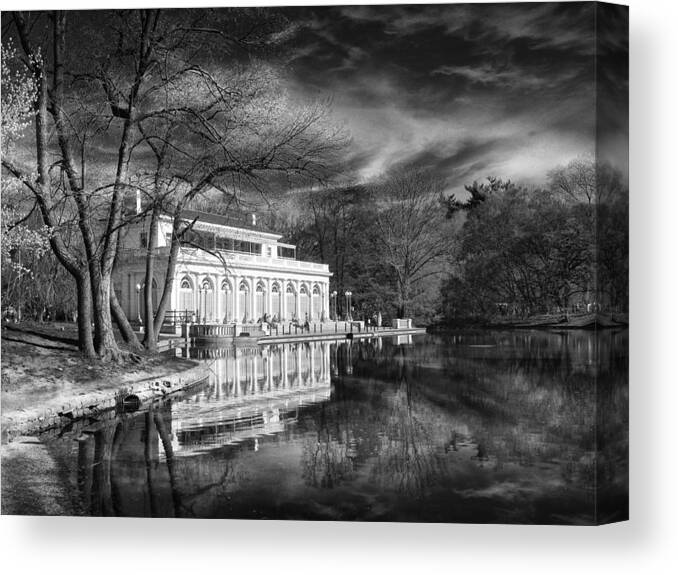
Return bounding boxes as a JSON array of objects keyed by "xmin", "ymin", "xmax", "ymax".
[{"xmin": 2, "ymin": 363, "xmax": 210, "ymax": 441}]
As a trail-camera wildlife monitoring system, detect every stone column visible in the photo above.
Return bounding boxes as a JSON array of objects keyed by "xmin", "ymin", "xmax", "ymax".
[
  {"xmin": 214, "ymin": 274, "xmax": 221, "ymax": 322},
  {"xmin": 294, "ymin": 279, "xmax": 301, "ymax": 320},
  {"xmin": 250, "ymin": 276, "xmax": 256, "ymax": 321},
  {"xmin": 193, "ymin": 274, "xmax": 200, "ymax": 319},
  {"xmin": 233, "ymin": 274, "xmax": 240, "ymax": 323},
  {"xmin": 324, "ymin": 281, "xmax": 330, "ymax": 320},
  {"xmin": 266, "ymin": 278, "xmax": 272, "ymax": 317}
]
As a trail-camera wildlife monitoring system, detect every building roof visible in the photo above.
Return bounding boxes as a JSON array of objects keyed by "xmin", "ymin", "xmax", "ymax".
[{"xmin": 182, "ymin": 210, "xmax": 282, "ymax": 237}]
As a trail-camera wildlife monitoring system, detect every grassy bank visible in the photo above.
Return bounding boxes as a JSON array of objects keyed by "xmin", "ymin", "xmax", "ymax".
[{"xmin": 1, "ymin": 321, "xmax": 197, "ymax": 434}]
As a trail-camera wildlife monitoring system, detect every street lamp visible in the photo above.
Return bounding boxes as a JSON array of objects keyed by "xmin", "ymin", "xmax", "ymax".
[
  {"xmin": 135, "ymin": 283, "xmax": 142, "ymax": 324},
  {"xmin": 331, "ymin": 290, "xmax": 337, "ymax": 321},
  {"xmin": 345, "ymin": 290, "xmax": 352, "ymax": 321}
]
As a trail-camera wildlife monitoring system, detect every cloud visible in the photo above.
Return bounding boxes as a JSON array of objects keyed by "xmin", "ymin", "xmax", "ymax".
[
  {"xmin": 431, "ymin": 63, "xmax": 547, "ymax": 89},
  {"xmin": 272, "ymin": 2, "xmax": 624, "ymax": 195}
]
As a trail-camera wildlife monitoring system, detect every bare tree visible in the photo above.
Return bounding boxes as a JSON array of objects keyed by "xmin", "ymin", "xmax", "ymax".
[
  {"xmin": 547, "ymin": 156, "xmax": 597, "ymax": 204},
  {"xmin": 128, "ymin": 57, "xmax": 346, "ymax": 351},
  {"xmin": 2, "ymin": 9, "xmax": 345, "ymax": 360},
  {"xmin": 371, "ymin": 169, "xmax": 454, "ymax": 318}
]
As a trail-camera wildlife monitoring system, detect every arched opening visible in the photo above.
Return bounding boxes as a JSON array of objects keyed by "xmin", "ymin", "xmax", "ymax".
[
  {"xmin": 178, "ymin": 276, "xmax": 195, "ymax": 317},
  {"xmin": 221, "ymin": 280, "xmax": 232, "ymax": 322},
  {"xmin": 300, "ymin": 284, "xmax": 310, "ymax": 321},
  {"xmin": 200, "ymin": 278, "xmax": 214, "ymax": 322},
  {"xmin": 255, "ymin": 282, "xmax": 265, "ymax": 320},
  {"xmin": 271, "ymin": 282, "xmax": 282, "ymax": 320},
  {"xmin": 286, "ymin": 283, "xmax": 296, "ymax": 321},
  {"xmin": 239, "ymin": 280, "xmax": 250, "ymax": 322},
  {"xmin": 312, "ymin": 285, "xmax": 321, "ymax": 320}
]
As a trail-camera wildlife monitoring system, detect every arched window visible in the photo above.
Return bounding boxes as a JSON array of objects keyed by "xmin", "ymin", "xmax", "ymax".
[
  {"xmin": 178, "ymin": 276, "xmax": 194, "ymax": 313},
  {"xmin": 286, "ymin": 283, "xmax": 297, "ymax": 320},
  {"xmin": 200, "ymin": 278, "xmax": 214, "ymax": 321},
  {"xmin": 299, "ymin": 284, "xmax": 310, "ymax": 320},
  {"xmin": 239, "ymin": 280, "xmax": 250, "ymax": 322},
  {"xmin": 220, "ymin": 280, "xmax": 232, "ymax": 322},
  {"xmin": 271, "ymin": 282, "xmax": 282, "ymax": 319},
  {"xmin": 255, "ymin": 282, "xmax": 265, "ymax": 319}
]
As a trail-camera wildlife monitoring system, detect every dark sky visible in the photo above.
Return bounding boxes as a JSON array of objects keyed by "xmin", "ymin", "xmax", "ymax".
[{"xmin": 273, "ymin": 2, "xmax": 628, "ymax": 196}]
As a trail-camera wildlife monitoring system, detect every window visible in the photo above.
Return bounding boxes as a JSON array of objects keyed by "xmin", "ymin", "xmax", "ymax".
[
  {"xmin": 277, "ymin": 246, "xmax": 295, "ymax": 259},
  {"xmin": 140, "ymin": 232, "xmax": 147, "ymax": 248},
  {"xmin": 165, "ymin": 232, "xmax": 172, "ymax": 246},
  {"xmin": 214, "ymin": 235, "xmax": 262, "ymax": 255}
]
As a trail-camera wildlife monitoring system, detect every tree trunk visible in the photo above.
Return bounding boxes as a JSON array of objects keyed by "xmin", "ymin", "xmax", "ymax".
[
  {"xmin": 152, "ymin": 211, "xmax": 184, "ymax": 340},
  {"xmin": 143, "ymin": 204, "xmax": 160, "ymax": 352},
  {"xmin": 91, "ymin": 273, "xmax": 120, "ymax": 361},
  {"xmin": 110, "ymin": 285, "xmax": 143, "ymax": 353},
  {"xmin": 75, "ymin": 273, "xmax": 96, "ymax": 358}
]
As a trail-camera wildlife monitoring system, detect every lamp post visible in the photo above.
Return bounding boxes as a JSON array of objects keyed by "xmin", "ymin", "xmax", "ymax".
[
  {"xmin": 135, "ymin": 283, "xmax": 142, "ymax": 325},
  {"xmin": 331, "ymin": 290, "xmax": 337, "ymax": 321},
  {"xmin": 345, "ymin": 290, "xmax": 352, "ymax": 321}
]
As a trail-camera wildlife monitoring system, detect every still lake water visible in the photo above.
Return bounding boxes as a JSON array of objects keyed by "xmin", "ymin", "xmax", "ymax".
[{"xmin": 45, "ymin": 330, "xmax": 628, "ymax": 524}]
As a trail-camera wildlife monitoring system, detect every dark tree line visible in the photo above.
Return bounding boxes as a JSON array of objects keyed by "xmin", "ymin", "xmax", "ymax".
[
  {"xmin": 280, "ymin": 159, "xmax": 627, "ymax": 327},
  {"xmin": 442, "ymin": 160, "xmax": 628, "ymax": 323}
]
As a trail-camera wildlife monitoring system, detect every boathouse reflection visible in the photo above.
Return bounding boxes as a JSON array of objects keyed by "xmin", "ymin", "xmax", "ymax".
[
  {"xmin": 174, "ymin": 341, "xmax": 332, "ymax": 450},
  {"xmin": 76, "ymin": 340, "xmax": 332, "ymax": 516}
]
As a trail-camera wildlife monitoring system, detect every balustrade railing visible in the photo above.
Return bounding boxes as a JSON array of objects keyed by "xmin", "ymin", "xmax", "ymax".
[
  {"xmin": 163, "ymin": 310, "xmax": 193, "ymax": 325},
  {"xmin": 189, "ymin": 324, "xmax": 237, "ymax": 339}
]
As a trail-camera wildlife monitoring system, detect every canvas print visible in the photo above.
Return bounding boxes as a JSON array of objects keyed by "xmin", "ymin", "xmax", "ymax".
[{"xmin": 1, "ymin": 2, "xmax": 628, "ymax": 524}]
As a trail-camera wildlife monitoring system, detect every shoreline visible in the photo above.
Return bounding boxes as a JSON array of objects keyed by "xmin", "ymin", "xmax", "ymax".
[
  {"xmin": 1, "ymin": 361, "xmax": 210, "ymax": 442},
  {"xmin": 430, "ymin": 312, "xmax": 629, "ymax": 332},
  {"xmin": 1, "ymin": 323, "xmax": 425, "ymax": 441}
]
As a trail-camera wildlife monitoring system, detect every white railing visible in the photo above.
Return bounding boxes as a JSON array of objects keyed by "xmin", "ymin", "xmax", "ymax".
[
  {"xmin": 181, "ymin": 249, "xmax": 329, "ymax": 272},
  {"xmin": 117, "ymin": 246, "xmax": 330, "ymax": 273}
]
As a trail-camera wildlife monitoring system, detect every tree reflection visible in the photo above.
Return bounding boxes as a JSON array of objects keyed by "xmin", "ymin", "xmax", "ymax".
[{"xmin": 77, "ymin": 401, "xmax": 243, "ymax": 517}]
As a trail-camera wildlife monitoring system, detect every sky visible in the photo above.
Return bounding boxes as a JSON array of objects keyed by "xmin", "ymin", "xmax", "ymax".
[
  {"xmin": 271, "ymin": 2, "xmax": 628, "ymax": 197},
  {"xmin": 1, "ymin": 2, "xmax": 629, "ymax": 202}
]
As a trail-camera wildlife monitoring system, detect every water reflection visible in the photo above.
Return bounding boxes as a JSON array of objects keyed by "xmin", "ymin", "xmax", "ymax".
[{"xmin": 52, "ymin": 331, "xmax": 627, "ymax": 523}]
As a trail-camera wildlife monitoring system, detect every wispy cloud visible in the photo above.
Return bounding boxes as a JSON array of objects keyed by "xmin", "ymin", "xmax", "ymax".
[{"xmin": 278, "ymin": 2, "xmax": 625, "ymax": 193}]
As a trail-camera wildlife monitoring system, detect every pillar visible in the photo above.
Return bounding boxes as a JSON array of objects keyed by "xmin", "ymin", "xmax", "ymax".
[
  {"xmin": 281, "ymin": 281, "xmax": 287, "ymax": 320},
  {"xmin": 249, "ymin": 276, "xmax": 256, "ymax": 321},
  {"xmin": 213, "ymin": 273, "xmax": 220, "ymax": 322},
  {"xmin": 294, "ymin": 279, "xmax": 300, "ymax": 320},
  {"xmin": 233, "ymin": 275, "xmax": 241, "ymax": 323}
]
